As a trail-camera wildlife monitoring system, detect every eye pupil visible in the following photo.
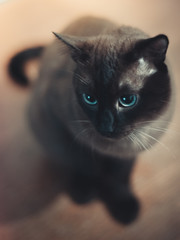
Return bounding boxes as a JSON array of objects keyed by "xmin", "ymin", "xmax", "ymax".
[
  {"xmin": 119, "ymin": 94, "xmax": 137, "ymax": 107},
  {"xmin": 83, "ymin": 93, "xmax": 97, "ymax": 105}
]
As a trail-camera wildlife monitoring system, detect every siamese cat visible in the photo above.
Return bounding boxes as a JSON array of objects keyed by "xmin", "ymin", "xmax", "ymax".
[{"xmin": 8, "ymin": 16, "xmax": 172, "ymax": 224}]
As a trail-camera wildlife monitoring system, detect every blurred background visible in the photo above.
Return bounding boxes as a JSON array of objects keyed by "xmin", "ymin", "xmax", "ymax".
[{"xmin": 0, "ymin": 0, "xmax": 179, "ymax": 239}]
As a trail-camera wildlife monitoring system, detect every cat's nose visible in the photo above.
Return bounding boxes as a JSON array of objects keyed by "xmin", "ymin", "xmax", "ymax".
[{"xmin": 98, "ymin": 109, "xmax": 115, "ymax": 137}]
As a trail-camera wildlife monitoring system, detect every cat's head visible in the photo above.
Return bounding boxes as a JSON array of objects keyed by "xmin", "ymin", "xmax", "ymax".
[{"xmin": 53, "ymin": 30, "xmax": 170, "ymax": 140}]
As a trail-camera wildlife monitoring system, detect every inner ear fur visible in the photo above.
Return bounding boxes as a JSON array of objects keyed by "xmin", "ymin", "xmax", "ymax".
[{"xmin": 52, "ymin": 32, "xmax": 92, "ymax": 64}]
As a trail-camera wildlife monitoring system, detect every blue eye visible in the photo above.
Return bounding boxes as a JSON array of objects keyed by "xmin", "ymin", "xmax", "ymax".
[
  {"xmin": 119, "ymin": 94, "xmax": 138, "ymax": 107},
  {"xmin": 82, "ymin": 93, "xmax": 98, "ymax": 105}
]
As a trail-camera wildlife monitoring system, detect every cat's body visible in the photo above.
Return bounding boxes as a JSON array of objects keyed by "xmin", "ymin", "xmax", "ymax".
[{"xmin": 8, "ymin": 16, "xmax": 173, "ymax": 224}]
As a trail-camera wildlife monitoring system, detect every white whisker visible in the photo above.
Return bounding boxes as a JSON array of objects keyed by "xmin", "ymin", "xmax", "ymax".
[
  {"xmin": 128, "ymin": 133, "xmax": 139, "ymax": 150},
  {"xmin": 136, "ymin": 120, "xmax": 172, "ymax": 126},
  {"xmin": 73, "ymin": 128, "xmax": 90, "ymax": 142},
  {"xmin": 134, "ymin": 132, "xmax": 150, "ymax": 152},
  {"xmin": 141, "ymin": 126, "xmax": 179, "ymax": 136},
  {"xmin": 135, "ymin": 131, "xmax": 154, "ymax": 150},
  {"xmin": 130, "ymin": 132, "xmax": 149, "ymax": 151},
  {"xmin": 138, "ymin": 131, "xmax": 176, "ymax": 160}
]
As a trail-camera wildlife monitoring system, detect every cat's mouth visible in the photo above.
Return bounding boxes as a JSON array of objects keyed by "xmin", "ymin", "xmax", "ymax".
[
  {"xmin": 96, "ymin": 126, "xmax": 133, "ymax": 140},
  {"xmin": 72, "ymin": 120, "xmax": 133, "ymax": 141}
]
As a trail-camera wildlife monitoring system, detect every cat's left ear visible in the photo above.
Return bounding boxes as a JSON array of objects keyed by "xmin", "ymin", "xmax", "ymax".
[
  {"xmin": 52, "ymin": 32, "xmax": 91, "ymax": 64},
  {"xmin": 136, "ymin": 34, "xmax": 169, "ymax": 63}
]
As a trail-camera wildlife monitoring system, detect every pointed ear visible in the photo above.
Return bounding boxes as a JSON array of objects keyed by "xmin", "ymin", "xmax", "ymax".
[
  {"xmin": 136, "ymin": 34, "xmax": 169, "ymax": 63},
  {"xmin": 52, "ymin": 32, "xmax": 91, "ymax": 64},
  {"xmin": 52, "ymin": 32, "xmax": 80, "ymax": 51}
]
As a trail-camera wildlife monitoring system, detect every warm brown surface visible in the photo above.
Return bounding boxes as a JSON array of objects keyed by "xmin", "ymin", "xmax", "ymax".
[{"xmin": 0, "ymin": 0, "xmax": 180, "ymax": 239}]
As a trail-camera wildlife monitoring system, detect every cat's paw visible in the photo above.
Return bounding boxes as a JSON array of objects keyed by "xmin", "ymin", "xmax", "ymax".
[
  {"xmin": 105, "ymin": 193, "xmax": 140, "ymax": 224},
  {"xmin": 69, "ymin": 186, "xmax": 96, "ymax": 204},
  {"xmin": 67, "ymin": 174, "xmax": 96, "ymax": 204}
]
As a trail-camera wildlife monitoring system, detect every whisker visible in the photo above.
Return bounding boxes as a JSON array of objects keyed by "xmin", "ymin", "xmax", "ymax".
[
  {"xmin": 128, "ymin": 133, "xmax": 140, "ymax": 150},
  {"xmin": 73, "ymin": 128, "xmax": 90, "ymax": 142},
  {"xmin": 141, "ymin": 125, "xmax": 179, "ymax": 135},
  {"xmin": 135, "ymin": 131, "xmax": 154, "ymax": 150},
  {"xmin": 138, "ymin": 131, "xmax": 177, "ymax": 160},
  {"xmin": 130, "ymin": 132, "xmax": 149, "ymax": 151},
  {"xmin": 128, "ymin": 133, "xmax": 138, "ymax": 149},
  {"xmin": 134, "ymin": 132, "xmax": 150, "ymax": 152},
  {"xmin": 135, "ymin": 120, "xmax": 172, "ymax": 126},
  {"xmin": 135, "ymin": 120, "xmax": 179, "ymax": 136}
]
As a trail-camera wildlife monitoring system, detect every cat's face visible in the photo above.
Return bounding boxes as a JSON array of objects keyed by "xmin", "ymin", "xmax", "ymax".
[{"xmin": 54, "ymin": 32, "xmax": 170, "ymax": 140}]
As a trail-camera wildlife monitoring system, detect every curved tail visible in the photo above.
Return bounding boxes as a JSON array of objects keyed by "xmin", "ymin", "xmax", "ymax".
[{"xmin": 8, "ymin": 46, "xmax": 44, "ymax": 87}]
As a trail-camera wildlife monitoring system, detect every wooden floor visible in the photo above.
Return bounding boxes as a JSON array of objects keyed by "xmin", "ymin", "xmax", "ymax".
[{"xmin": 0, "ymin": 0, "xmax": 179, "ymax": 239}]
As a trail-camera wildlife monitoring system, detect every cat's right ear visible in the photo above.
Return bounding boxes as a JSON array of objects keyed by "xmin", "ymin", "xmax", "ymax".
[{"xmin": 52, "ymin": 32, "xmax": 91, "ymax": 64}]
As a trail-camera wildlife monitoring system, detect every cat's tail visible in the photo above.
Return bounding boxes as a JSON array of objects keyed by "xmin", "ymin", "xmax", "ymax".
[{"xmin": 8, "ymin": 46, "xmax": 44, "ymax": 87}]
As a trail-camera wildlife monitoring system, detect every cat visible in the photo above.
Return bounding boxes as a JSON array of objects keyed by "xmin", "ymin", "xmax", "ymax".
[{"xmin": 8, "ymin": 16, "xmax": 172, "ymax": 224}]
